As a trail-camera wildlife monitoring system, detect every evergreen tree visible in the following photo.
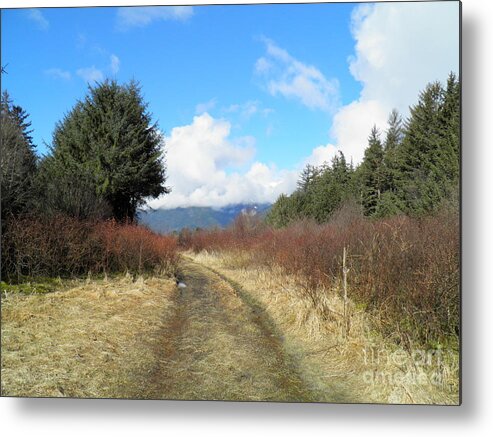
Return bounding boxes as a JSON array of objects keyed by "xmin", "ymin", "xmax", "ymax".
[
  {"xmin": 34, "ymin": 155, "xmax": 111, "ymax": 220},
  {"xmin": 47, "ymin": 80, "xmax": 169, "ymax": 221},
  {"xmin": 0, "ymin": 91, "xmax": 37, "ymax": 222},
  {"xmin": 395, "ymin": 78, "xmax": 459, "ymax": 215},
  {"xmin": 268, "ymin": 152, "xmax": 354, "ymax": 226},
  {"xmin": 267, "ymin": 73, "xmax": 460, "ymax": 226},
  {"xmin": 297, "ymin": 164, "xmax": 320, "ymax": 193},
  {"xmin": 266, "ymin": 194, "xmax": 296, "ymax": 228},
  {"xmin": 310, "ymin": 152, "xmax": 353, "ymax": 222},
  {"xmin": 384, "ymin": 109, "xmax": 404, "ymax": 152},
  {"xmin": 358, "ymin": 126, "xmax": 385, "ymax": 216},
  {"xmin": 383, "ymin": 109, "xmax": 404, "ymax": 192},
  {"xmin": 437, "ymin": 72, "xmax": 460, "ymax": 187},
  {"xmin": 371, "ymin": 109, "xmax": 405, "ymax": 217}
]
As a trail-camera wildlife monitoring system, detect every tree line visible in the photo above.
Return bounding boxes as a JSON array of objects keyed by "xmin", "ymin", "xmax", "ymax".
[
  {"xmin": 1, "ymin": 80, "xmax": 169, "ymax": 230},
  {"xmin": 266, "ymin": 73, "xmax": 460, "ymax": 227}
]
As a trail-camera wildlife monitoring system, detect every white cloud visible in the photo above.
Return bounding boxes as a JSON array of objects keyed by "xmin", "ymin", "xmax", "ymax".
[
  {"xmin": 331, "ymin": 2, "xmax": 459, "ymax": 164},
  {"xmin": 116, "ymin": 6, "xmax": 193, "ymax": 30},
  {"xmin": 303, "ymin": 143, "xmax": 340, "ymax": 168},
  {"xmin": 45, "ymin": 68, "xmax": 71, "ymax": 81},
  {"xmin": 110, "ymin": 54, "xmax": 120, "ymax": 75},
  {"xmin": 256, "ymin": 38, "xmax": 339, "ymax": 112},
  {"xmin": 195, "ymin": 98, "xmax": 217, "ymax": 114},
  {"xmin": 331, "ymin": 100, "xmax": 389, "ymax": 165},
  {"xmin": 224, "ymin": 100, "xmax": 273, "ymax": 120},
  {"xmin": 76, "ymin": 66, "xmax": 104, "ymax": 83},
  {"xmin": 349, "ymin": 2, "xmax": 459, "ymax": 114},
  {"xmin": 255, "ymin": 57, "xmax": 272, "ymax": 74},
  {"xmin": 147, "ymin": 113, "xmax": 298, "ymax": 209},
  {"xmin": 27, "ymin": 9, "xmax": 49, "ymax": 30}
]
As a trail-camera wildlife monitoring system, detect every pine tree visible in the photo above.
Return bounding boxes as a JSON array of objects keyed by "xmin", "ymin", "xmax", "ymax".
[
  {"xmin": 358, "ymin": 126, "xmax": 385, "ymax": 216},
  {"xmin": 369, "ymin": 109, "xmax": 406, "ymax": 217},
  {"xmin": 302, "ymin": 152, "xmax": 353, "ymax": 223},
  {"xmin": 266, "ymin": 194, "xmax": 296, "ymax": 228},
  {"xmin": 46, "ymin": 80, "xmax": 169, "ymax": 221},
  {"xmin": 384, "ymin": 109, "xmax": 404, "ymax": 153},
  {"xmin": 0, "ymin": 91, "xmax": 37, "ymax": 222},
  {"xmin": 437, "ymin": 72, "xmax": 460, "ymax": 189},
  {"xmin": 395, "ymin": 78, "xmax": 459, "ymax": 215},
  {"xmin": 297, "ymin": 164, "xmax": 320, "ymax": 193}
]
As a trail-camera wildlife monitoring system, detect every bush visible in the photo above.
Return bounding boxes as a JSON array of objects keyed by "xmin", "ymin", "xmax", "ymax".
[
  {"xmin": 1, "ymin": 215, "xmax": 178, "ymax": 282},
  {"xmin": 185, "ymin": 207, "xmax": 459, "ymax": 346},
  {"xmin": 95, "ymin": 220, "xmax": 178, "ymax": 275}
]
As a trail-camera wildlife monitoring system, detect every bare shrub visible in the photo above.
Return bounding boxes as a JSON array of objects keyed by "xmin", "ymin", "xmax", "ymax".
[
  {"xmin": 1, "ymin": 215, "xmax": 178, "ymax": 281},
  {"xmin": 185, "ymin": 207, "xmax": 459, "ymax": 347}
]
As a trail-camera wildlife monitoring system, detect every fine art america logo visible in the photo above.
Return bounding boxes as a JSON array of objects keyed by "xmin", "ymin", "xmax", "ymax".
[{"xmin": 360, "ymin": 346, "xmax": 459, "ymax": 388}]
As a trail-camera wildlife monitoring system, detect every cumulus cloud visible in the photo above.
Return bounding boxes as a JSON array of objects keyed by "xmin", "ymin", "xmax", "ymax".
[
  {"xmin": 303, "ymin": 143, "xmax": 340, "ymax": 168},
  {"xmin": 332, "ymin": 2, "xmax": 459, "ymax": 164},
  {"xmin": 147, "ymin": 113, "xmax": 298, "ymax": 209},
  {"xmin": 76, "ymin": 66, "xmax": 104, "ymax": 83},
  {"xmin": 255, "ymin": 38, "xmax": 339, "ymax": 112},
  {"xmin": 331, "ymin": 99, "xmax": 389, "ymax": 164},
  {"xmin": 110, "ymin": 54, "xmax": 120, "ymax": 75},
  {"xmin": 27, "ymin": 9, "xmax": 49, "ymax": 30},
  {"xmin": 45, "ymin": 68, "xmax": 71, "ymax": 81},
  {"xmin": 349, "ymin": 2, "xmax": 460, "ymax": 114},
  {"xmin": 116, "ymin": 6, "xmax": 193, "ymax": 30}
]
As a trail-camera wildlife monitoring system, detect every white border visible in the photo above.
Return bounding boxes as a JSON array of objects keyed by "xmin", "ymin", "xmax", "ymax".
[{"xmin": 2, "ymin": 0, "xmax": 492, "ymax": 436}]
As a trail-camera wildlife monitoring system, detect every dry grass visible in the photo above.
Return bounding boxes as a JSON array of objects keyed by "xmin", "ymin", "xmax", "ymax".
[
  {"xmin": 133, "ymin": 259, "xmax": 320, "ymax": 402},
  {"xmin": 1, "ymin": 274, "xmax": 176, "ymax": 398},
  {"xmin": 190, "ymin": 251, "xmax": 459, "ymax": 405},
  {"xmin": 184, "ymin": 210, "xmax": 460, "ymax": 347}
]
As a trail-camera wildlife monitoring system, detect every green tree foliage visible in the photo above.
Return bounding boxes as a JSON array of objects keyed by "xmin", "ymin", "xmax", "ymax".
[
  {"xmin": 265, "ymin": 193, "xmax": 299, "ymax": 228},
  {"xmin": 0, "ymin": 91, "xmax": 37, "ymax": 222},
  {"xmin": 266, "ymin": 152, "xmax": 355, "ymax": 227},
  {"xmin": 43, "ymin": 80, "xmax": 169, "ymax": 222},
  {"xmin": 382, "ymin": 110, "xmax": 403, "ymax": 191},
  {"xmin": 357, "ymin": 126, "xmax": 385, "ymax": 216},
  {"xmin": 33, "ymin": 155, "xmax": 111, "ymax": 220},
  {"xmin": 309, "ymin": 152, "xmax": 354, "ymax": 222},
  {"xmin": 395, "ymin": 73, "xmax": 460, "ymax": 214},
  {"xmin": 268, "ymin": 73, "xmax": 460, "ymax": 225},
  {"xmin": 297, "ymin": 164, "xmax": 321, "ymax": 193}
]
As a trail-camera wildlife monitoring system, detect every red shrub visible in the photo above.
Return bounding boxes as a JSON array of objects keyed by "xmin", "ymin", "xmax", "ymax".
[
  {"xmin": 95, "ymin": 220, "xmax": 178, "ymax": 275},
  {"xmin": 185, "ymin": 208, "xmax": 459, "ymax": 345},
  {"xmin": 1, "ymin": 215, "xmax": 178, "ymax": 281}
]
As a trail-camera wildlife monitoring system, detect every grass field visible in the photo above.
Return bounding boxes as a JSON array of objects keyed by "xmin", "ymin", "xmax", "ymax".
[
  {"xmin": 1, "ymin": 274, "xmax": 175, "ymax": 398},
  {"xmin": 1, "ymin": 254, "xmax": 459, "ymax": 404}
]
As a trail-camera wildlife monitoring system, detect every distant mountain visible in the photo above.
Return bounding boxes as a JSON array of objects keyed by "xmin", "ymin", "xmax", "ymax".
[{"xmin": 138, "ymin": 203, "xmax": 271, "ymax": 234}]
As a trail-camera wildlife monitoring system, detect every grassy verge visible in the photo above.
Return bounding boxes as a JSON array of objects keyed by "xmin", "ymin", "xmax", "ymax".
[
  {"xmin": 1, "ymin": 274, "xmax": 175, "ymax": 398},
  {"xmin": 1, "ymin": 277, "xmax": 71, "ymax": 295},
  {"xmin": 189, "ymin": 251, "xmax": 459, "ymax": 405}
]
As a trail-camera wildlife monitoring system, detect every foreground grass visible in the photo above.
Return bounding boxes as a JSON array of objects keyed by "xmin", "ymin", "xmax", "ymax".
[
  {"xmin": 189, "ymin": 251, "xmax": 460, "ymax": 405},
  {"xmin": 1, "ymin": 253, "xmax": 459, "ymax": 404},
  {"xmin": 1, "ymin": 274, "xmax": 175, "ymax": 398}
]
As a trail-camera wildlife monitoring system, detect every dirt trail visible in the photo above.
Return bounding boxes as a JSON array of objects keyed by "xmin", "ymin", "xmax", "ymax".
[{"xmin": 132, "ymin": 258, "xmax": 332, "ymax": 402}]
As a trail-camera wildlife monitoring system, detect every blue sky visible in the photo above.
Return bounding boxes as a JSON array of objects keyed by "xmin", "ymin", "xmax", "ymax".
[{"xmin": 1, "ymin": 2, "xmax": 460, "ymax": 209}]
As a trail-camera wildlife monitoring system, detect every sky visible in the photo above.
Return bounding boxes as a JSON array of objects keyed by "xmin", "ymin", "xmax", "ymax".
[{"xmin": 1, "ymin": 1, "xmax": 460, "ymax": 209}]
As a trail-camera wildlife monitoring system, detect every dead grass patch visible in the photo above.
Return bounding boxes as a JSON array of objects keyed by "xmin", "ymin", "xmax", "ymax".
[
  {"xmin": 189, "ymin": 251, "xmax": 459, "ymax": 405},
  {"xmin": 1, "ymin": 274, "xmax": 175, "ymax": 398}
]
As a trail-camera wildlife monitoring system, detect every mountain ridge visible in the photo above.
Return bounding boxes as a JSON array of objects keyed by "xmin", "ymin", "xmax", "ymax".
[{"xmin": 138, "ymin": 203, "xmax": 271, "ymax": 234}]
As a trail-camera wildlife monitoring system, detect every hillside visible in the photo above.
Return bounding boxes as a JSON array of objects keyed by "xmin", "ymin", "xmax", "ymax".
[{"xmin": 138, "ymin": 203, "xmax": 271, "ymax": 234}]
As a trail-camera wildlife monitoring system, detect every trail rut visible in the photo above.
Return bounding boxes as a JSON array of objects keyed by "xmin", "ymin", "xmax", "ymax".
[{"xmin": 132, "ymin": 259, "xmax": 323, "ymax": 402}]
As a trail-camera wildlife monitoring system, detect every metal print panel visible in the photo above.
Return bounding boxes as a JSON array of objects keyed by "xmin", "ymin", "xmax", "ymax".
[{"xmin": 0, "ymin": 1, "xmax": 461, "ymax": 405}]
